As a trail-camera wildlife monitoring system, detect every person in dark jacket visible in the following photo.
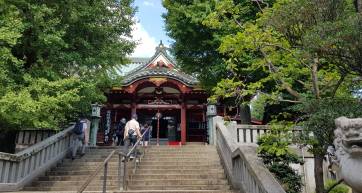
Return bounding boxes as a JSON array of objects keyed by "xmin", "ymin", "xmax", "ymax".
[
  {"xmin": 140, "ymin": 123, "xmax": 151, "ymax": 147},
  {"xmin": 116, "ymin": 118, "xmax": 127, "ymax": 146}
]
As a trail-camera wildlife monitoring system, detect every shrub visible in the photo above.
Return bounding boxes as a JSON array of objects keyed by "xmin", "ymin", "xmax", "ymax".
[
  {"xmin": 257, "ymin": 121, "xmax": 303, "ymax": 193},
  {"xmin": 325, "ymin": 180, "xmax": 349, "ymax": 193}
]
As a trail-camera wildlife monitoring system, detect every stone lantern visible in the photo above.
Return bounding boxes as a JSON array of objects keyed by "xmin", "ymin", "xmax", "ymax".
[{"xmin": 90, "ymin": 103, "xmax": 102, "ymax": 146}]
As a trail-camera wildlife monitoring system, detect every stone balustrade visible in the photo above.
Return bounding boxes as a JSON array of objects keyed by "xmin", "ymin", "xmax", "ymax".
[
  {"xmin": 15, "ymin": 130, "xmax": 57, "ymax": 152},
  {"xmin": 0, "ymin": 125, "xmax": 75, "ymax": 191},
  {"xmin": 214, "ymin": 116, "xmax": 286, "ymax": 193},
  {"xmin": 227, "ymin": 123, "xmax": 303, "ymax": 144}
]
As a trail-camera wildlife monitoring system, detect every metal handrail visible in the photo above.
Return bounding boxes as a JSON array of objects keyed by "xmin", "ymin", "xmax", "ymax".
[
  {"xmin": 77, "ymin": 150, "xmax": 116, "ymax": 193},
  {"xmin": 77, "ymin": 127, "xmax": 150, "ymax": 193},
  {"xmin": 122, "ymin": 127, "xmax": 150, "ymax": 190}
]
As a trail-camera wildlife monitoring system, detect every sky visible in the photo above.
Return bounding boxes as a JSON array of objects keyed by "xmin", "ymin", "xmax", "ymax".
[{"xmin": 131, "ymin": 0, "xmax": 172, "ymax": 57}]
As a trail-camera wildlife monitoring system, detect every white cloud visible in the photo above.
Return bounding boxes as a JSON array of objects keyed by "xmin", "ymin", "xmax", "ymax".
[
  {"xmin": 143, "ymin": 1, "xmax": 155, "ymax": 7},
  {"xmin": 131, "ymin": 22, "xmax": 158, "ymax": 57}
]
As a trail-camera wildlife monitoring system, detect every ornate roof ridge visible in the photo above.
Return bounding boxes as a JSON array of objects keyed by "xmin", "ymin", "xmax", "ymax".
[
  {"xmin": 122, "ymin": 67, "xmax": 199, "ymax": 87},
  {"xmin": 125, "ymin": 41, "xmax": 177, "ymax": 76},
  {"xmin": 122, "ymin": 41, "xmax": 198, "ymax": 87}
]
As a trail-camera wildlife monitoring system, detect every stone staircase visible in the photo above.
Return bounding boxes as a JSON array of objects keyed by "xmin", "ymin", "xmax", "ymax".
[
  {"xmin": 21, "ymin": 145, "xmax": 234, "ymax": 193},
  {"xmin": 127, "ymin": 145, "xmax": 232, "ymax": 192},
  {"xmin": 22, "ymin": 147, "xmax": 121, "ymax": 192}
]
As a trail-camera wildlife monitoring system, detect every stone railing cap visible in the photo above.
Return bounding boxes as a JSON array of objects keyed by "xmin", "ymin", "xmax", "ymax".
[
  {"xmin": 0, "ymin": 125, "xmax": 74, "ymax": 162},
  {"xmin": 232, "ymin": 145, "xmax": 286, "ymax": 193}
]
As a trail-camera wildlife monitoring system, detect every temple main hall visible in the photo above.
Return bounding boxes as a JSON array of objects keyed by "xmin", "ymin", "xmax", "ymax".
[{"xmin": 98, "ymin": 42, "xmax": 208, "ymax": 145}]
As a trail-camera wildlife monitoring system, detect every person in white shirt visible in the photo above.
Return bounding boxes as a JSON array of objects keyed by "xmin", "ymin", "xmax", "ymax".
[{"xmin": 123, "ymin": 114, "xmax": 142, "ymax": 159}]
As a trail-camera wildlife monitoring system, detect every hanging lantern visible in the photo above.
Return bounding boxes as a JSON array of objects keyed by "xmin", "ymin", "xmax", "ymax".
[{"xmin": 91, "ymin": 103, "xmax": 102, "ymax": 117}]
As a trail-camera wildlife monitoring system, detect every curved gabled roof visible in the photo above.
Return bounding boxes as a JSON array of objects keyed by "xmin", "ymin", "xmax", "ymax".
[
  {"xmin": 122, "ymin": 41, "xmax": 199, "ymax": 87},
  {"xmin": 122, "ymin": 67, "xmax": 199, "ymax": 86}
]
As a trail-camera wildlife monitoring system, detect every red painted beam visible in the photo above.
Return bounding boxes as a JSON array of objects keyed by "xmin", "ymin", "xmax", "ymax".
[{"xmin": 136, "ymin": 104, "xmax": 181, "ymax": 109}]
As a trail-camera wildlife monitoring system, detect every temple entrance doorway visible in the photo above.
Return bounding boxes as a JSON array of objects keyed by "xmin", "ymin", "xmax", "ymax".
[{"xmin": 137, "ymin": 109, "xmax": 180, "ymax": 145}]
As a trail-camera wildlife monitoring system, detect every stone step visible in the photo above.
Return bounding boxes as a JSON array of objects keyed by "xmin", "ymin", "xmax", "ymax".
[
  {"xmin": 138, "ymin": 165, "xmax": 223, "ymax": 170},
  {"xmin": 145, "ymin": 155, "xmax": 219, "ymax": 158},
  {"xmin": 58, "ymin": 161, "xmax": 220, "ymax": 169},
  {"xmin": 46, "ymin": 170, "xmax": 97, "ymax": 175},
  {"xmin": 38, "ymin": 173, "xmax": 226, "ymax": 182},
  {"xmin": 63, "ymin": 158, "xmax": 123, "ymax": 162},
  {"xmin": 127, "ymin": 185, "xmax": 230, "ymax": 191},
  {"xmin": 145, "ymin": 150, "xmax": 217, "ymax": 153},
  {"xmin": 134, "ymin": 169, "xmax": 224, "ymax": 175},
  {"xmin": 119, "ymin": 191, "xmax": 236, "ymax": 193},
  {"xmin": 145, "ymin": 149, "xmax": 215, "ymax": 151},
  {"xmin": 53, "ymin": 163, "xmax": 221, "ymax": 171},
  {"xmin": 29, "ymin": 180, "xmax": 120, "ymax": 187},
  {"xmin": 129, "ymin": 179, "xmax": 228, "ymax": 186},
  {"xmin": 129, "ymin": 174, "xmax": 226, "ymax": 180},
  {"xmin": 38, "ymin": 175, "xmax": 120, "ymax": 181},
  {"xmin": 138, "ymin": 160, "xmax": 221, "ymax": 164},
  {"xmin": 28, "ymin": 179, "xmax": 228, "ymax": 188},
  {"xmin": 46, "ymin": 168, "xmax": 224, "ymax": 176},
  {"xmin": 140, "ymin": 158, "xmax": 220, "ymax": 162},
  {"xmin": 50, "ymin": 167, "xmax": 119, "ymax": 172},
  {"xmin": 23, "ymin": 185, "xmax": 118, "ymax": 191},
  {"xmin": 46, "ymin": 170, "xmax": 120, "ymax": 176}
]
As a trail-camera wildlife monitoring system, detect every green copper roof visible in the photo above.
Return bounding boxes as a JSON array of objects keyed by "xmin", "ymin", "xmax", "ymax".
[{"xmin": 121, "ymin": 41, "xmax": 199, "ymax": 87}]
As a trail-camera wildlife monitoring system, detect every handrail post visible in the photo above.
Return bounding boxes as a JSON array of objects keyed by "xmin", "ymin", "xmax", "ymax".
[
  {"xmin": 118, "ymin": 153, "xmax": 122, "ymax": 190},
  {"xmin": 123, "ymin": 156, "xmax": 127, "ymax": 190},
  {"xmin": 103, "ymin": 162, "xmax": 108, "ymax": 193}
]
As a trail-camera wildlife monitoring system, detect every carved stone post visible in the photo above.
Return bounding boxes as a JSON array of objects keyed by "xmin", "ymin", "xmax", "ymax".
[{"xmin": 334, "ymin": 117, "xmax": 362, "ymax": 193}]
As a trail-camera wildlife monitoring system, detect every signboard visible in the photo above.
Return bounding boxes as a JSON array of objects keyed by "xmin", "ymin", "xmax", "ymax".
[{"xmin": 104, "ymin": 110, "xmax": 111, "ymax": 144}]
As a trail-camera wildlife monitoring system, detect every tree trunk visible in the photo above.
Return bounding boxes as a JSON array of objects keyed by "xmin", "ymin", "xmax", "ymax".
[
  {"xmin": 355, "ymin": 0, "xmax": 362, "ymax": 13},
  {"xmin": 311, "ymin": 58, "xmax": 320, "ymax": 99},
  {"xmin": 239, "ymin": 104, "xmax": 251, "ymax": 124},
  {"xmin": 314, "ymin": 154, "xmax": 325, "ymax": 193}
]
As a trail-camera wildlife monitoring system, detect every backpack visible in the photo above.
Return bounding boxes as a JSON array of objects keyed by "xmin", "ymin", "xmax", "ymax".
[
  {"xmin": 73, "ymin": 120, "xmax": 84, "ymax": 135},
  {"xmin": 128, "ymin": 127, "xmax": 135, "ymax": 136},
  {"xmin": 125, "ymin": 121, "xmax": 137, "ymax": 137}
]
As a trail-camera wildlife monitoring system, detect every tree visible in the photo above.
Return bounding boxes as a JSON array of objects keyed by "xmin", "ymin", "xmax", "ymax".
[
  {"xmin": 0, "ymin": 0, "xmax": 135, "ymax": 130},
  {"xmin": 164, "ymin": 0, "xmax": 362, "ymax": 192},
  {"xmin": 163, "ymin": 0, "xmax": 275, "ymax": 91},
  {"xmin": 162, "ymin": 0, "xmax": 226, "ymax": 91}
]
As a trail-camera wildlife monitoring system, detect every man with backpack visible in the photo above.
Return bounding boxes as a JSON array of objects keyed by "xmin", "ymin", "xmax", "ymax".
[
  {"xmin": 123, "ymin": 114, "xmax": 142, "ymax": 159},
  {"xmin": 71, "ymin": 118, "xmax": 87, "ymax": 160}
]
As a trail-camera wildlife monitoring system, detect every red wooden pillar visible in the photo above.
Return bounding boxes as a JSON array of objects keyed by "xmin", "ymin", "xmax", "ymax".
[
  {"xmin": 181, "ymin": 104, "xmax": 186, "ymax": 145},
  {"xmin": 131, "ymin": 102, "xmax": 136, "ymax": 116}
]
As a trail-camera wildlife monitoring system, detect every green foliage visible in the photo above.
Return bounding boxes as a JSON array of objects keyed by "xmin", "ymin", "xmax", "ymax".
[
  {"xmin": 250, "ymin": 93, "xmax": 268, "ymax": 120},
  {"xmin": 257, "ymin": 122, "xmax": 303, "ymax": 193},
  {"xmin": 325, "ymin": 180, "xmax": 349, "ymax": 193},
  {"xmin": 0, "ymin": 0, "xmax": 135, "ymax": 130},
  {"xmin": 163, "ymin": 0, "xmax": 275, "ymax": 92},
  {"xmin": 209, "ymin": 78, "xmax": 244, "ymax": 104},
  {"xmin": 165, "ymin": 0, "xmax": 362, "ymax": 192},
  {"xmin": 295, "ymin": 98, "xmax": 362, "ymax": 156},
  {"xmin": 162, "ymin": 0, "xmax": 226, "ymax": 91}
]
